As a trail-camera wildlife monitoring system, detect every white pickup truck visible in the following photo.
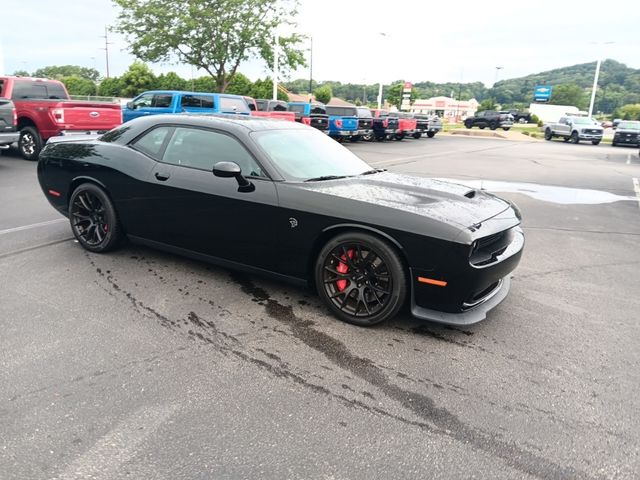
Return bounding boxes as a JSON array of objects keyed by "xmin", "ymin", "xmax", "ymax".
[{"xmin": 543, "ymin": 116, "xmax": 603, "ymax": 145}]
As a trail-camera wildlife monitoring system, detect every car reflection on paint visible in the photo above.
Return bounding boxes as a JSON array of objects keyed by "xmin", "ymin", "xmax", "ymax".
[{"xmin": 37, "ymin": 115, "xmax": 524, "ymax": 327}]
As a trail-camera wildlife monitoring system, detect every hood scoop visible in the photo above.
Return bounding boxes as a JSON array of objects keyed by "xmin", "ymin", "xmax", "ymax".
[{"xmin": 464, "ymin": 189, "xmax": 477, "ymax": 199}]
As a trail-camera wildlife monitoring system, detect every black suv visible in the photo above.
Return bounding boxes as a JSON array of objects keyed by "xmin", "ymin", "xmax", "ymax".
[{"xmin": 464, "ymin": 111, "xmax": 514, "ymax": 131}]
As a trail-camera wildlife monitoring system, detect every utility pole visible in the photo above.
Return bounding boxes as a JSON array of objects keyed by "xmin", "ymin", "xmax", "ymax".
[
  {"xmin": 100, "ymin": 26, "xmax": 112, "ymax": 78},
  {"xmin": 377, "ymin": 32, "xmax": 388, "ymax": 110},
  {"xmin": 272, "ymin": 32, "xmax": 279, "ymax": 101},
  {"xmin": 588, "ymin": 42, "xmax": 613, "ymax": 117},
  {"xmin": 309, "ymin": 36, "xmax": 313, "ymax": 96}
]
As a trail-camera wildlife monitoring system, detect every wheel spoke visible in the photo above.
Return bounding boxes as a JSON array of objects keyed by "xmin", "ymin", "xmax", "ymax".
[
  {"xmin": 95, "ymin": 225, "xmax": 104, "ymax": 242},
  {"xmin": 324, "ymin": 266, "xmax": 350, "ymax": 277}
]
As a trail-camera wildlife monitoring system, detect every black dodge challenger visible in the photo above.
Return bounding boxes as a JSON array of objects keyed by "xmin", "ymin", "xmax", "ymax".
[{"xmin": 38, "ymin": 115, "xmax": 524, "ymax": 326}]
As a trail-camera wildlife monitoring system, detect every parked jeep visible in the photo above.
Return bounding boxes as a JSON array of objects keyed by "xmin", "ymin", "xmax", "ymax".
[
  {"xmin": 544, "ymin": 116, "xmax": 603, "ymax": 145},
  {"xmin": 612, "ymin": 121, "xmax": 640, "ymax": 147},
  {"xmin": 0, "ymin": 98, "xmax": 19, "ymax": 152},
  {"xmin": 464, "ymin": 111, "xmax": 513, "ymax": 131},
  {"xmin": 122, "ymin": 90, "xmax": 250, "ymax": 122},
  {"xmin": 287, "ymin": 102, "xmax": 329, "ymax": 132}
]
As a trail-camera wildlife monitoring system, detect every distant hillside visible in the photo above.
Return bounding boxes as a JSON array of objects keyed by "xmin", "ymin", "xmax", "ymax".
[
  {"xmin": 493, "ymin": 59, "xmax": 640, "ymax": 112},
  {"xmin": 284, "ymin": 59, "xmax": 640, "ymax": 113}
]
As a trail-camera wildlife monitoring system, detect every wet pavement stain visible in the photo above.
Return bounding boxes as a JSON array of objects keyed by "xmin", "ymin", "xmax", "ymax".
[{"xmin": 228, "ymin": 271, "xmax": 594, "ymax": 480}]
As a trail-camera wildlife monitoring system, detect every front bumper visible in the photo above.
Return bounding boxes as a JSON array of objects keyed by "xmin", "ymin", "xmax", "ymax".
[
  {"xmin": 409, "ymin": 225, "xmax": 524, "ymax": 325},
  {"xmin": 578, "ymin": 133, "xmax": 603, "ymax": 140},
  {"xmin": 613, "ymin": 133, "xmax": 639, "ymax": 145},
  {"xmin": 59, "ymin": 129, "xmax": 109, "ymax": 136},
  {"xmin": 0, "ymin": 131, "xmax": 19, "ymax": 146},
  {"xmin": 411, "ymin": 276, "xmax": 511, "ymax": 325},
  {"xmin": 330, "ymin": 130, "xmax": 359, "ymax": 137}
]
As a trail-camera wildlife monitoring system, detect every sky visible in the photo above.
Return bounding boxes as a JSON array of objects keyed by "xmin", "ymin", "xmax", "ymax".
[{"xmin": 1, "ymin": 0, "xmax": 639, "ymax": 87}]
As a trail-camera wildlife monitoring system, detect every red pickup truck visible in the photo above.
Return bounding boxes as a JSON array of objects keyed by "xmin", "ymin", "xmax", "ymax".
[
  {"xmin": 0, "ymin": 76, "xmax": 123, "ymax": 160},
  {"xmin": 243, "ymin": 96, "xmax": 295, "ymax": 122}
]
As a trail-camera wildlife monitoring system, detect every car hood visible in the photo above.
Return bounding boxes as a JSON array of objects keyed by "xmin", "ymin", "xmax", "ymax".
[
  {"xmin": 615, "ymin": 127, "xmax": 640, "ymax": 134},
  {"xmin": 280, "ymin": 172, "xmax": 514, "ymax": 243}
]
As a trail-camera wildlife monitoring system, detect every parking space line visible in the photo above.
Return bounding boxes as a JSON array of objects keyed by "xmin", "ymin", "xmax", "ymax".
[
  {"xmin": 627, "ymin": 154, "xmax": 631, "ymax": 165},
  {"xmin": 0, "ymin": 218, "xmax": 66, "ymax": 236},
  {"xmin": 633, "ymin": 178, "xmax": 640, "ymax": 209}
]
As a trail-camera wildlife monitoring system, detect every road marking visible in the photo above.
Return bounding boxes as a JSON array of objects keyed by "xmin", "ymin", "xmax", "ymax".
[
  {"xmin": 627, "ymin": 154, "xmax": 631, "ymax": 165},
  {"xmin": 0, "ymin": 218, "xmax": 66, "ymax": 236},
  {"xmin": 0, "ymin": 237, "xmax": 73, "ymax": 260},
  {"xmin": 53, "ymin": 403, "xmax": 178, "ymax": 480},
  {"xmin": 633, "ymin": 178, "xmax": 640, "ymax": 209}
]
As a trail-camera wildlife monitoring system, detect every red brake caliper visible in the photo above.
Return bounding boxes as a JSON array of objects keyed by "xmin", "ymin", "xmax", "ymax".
[{"xmin": 336, "ymin": 249, "xmax": 354, "ymax": 291}]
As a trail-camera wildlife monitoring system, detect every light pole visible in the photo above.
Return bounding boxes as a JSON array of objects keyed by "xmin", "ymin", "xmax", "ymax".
[
  {"xmin": 493, "ymin": 66, "xmax": 503, "ymax": 106},
  {"xmin": 588, "ymin": 42, "xmax": 614, "ymax": 117},
  {"xmin": 308, "ymin": 36, "xmax": 313, "ymax": 97},
  {"xmin": 377, "ymin": 32, "xmax": 388, "ymax": 110},
  {"xmin": 272, "ymin": 31, "xmax": 279, "ymax": 101}
]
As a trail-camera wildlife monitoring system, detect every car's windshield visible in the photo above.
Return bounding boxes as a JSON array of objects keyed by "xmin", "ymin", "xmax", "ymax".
[
  {"xmin": 570, "ymin": 117, "xmax": 596, "ymax": 125},
  {"xmin": 618, "ymin": 121, "xmax": 640, "ymax": 130},
  {"xmin": 252, "ymin": 128, "xmax": 372, "ymax": 181}
]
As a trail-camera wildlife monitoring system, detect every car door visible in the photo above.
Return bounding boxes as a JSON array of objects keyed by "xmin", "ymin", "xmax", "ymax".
[
  {"xmin": 556, "ymin": 117, "xmax": 569, "ymax": 136},
  {"xmin": 140, "ymin": 126, "xmax": 279, "ymax": 271},
  {"xmin": 126, "ymin": 93, "xmax": 175, "ymax": 121}
]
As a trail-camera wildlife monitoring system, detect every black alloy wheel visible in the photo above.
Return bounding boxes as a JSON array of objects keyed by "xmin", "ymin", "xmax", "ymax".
[
  {"xmin": 69, "ymin": 183, "xmax": 123, "ymax": 253},
  {"xmin": 427, "ymin": 131, "xmax": 436, "ymax": 138},
  {"xmin": 544, "ymin": 129, "xmax": 553, "ymax": 141},
  {"xmin": 362, "ymin": 133, "xmax": 374, "ymax": 142},
  {"xmin": 18, "ymin": 126, "xmax": 42, "ymax": 161},
  {"xmin": 489, "ymin": 121, "xmax": 498, "ymax": 130},
  {"xmin": 315, "ymin": 232, "xmax": 406, "ymax": 326},
  {"xmin": 570, "ymin": 131, "xmax": 580, "ymax": 144}
]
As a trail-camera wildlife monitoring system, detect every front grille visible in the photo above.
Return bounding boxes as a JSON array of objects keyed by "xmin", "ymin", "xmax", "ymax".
[
  {"xmin": 470, "ymin": 229, "xmax": 512, "ymax": 266},
  {"xmin": 584, "ymin": 129, "xmax": 601, "ymax": 134},
  {"xmin": 462, "ymin": 280, "xmax": 502, "ymax": 310}
]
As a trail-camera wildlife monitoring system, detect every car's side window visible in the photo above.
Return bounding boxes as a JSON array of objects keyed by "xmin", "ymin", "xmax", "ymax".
[
  {"xmin": 151, "ymin": 94, "xmax": 173, "ymax": 108},
  {"xmin": 133, "ymin": 93, "xmax": 153, "ymax": 108},
  {"xmin": 162, "ymin": 127, "xmax": 264, "ymax": 177},
  {"xmin": 132, "ymin": 126, "xmax": 173, "ymax": 159},
  {"xmin": 558, "ymin": 117, "xmax": 566, "ymax": 125}
]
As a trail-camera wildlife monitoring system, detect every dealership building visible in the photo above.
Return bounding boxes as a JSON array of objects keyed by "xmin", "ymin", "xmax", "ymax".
[{"xmin": 411, "ymin": 96, "xmax": 479, "ymax": 121}]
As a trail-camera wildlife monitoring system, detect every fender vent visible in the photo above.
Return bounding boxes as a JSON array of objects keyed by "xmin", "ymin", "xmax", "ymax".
[{"xmin": 464, "ymin": 189, "xmax": 476, "ymax": 198}]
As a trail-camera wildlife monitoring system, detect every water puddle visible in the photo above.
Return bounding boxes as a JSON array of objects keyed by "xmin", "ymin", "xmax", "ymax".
[{"xmin": 436, "ymin": 178, "xmax": 639, "ymax": 205}]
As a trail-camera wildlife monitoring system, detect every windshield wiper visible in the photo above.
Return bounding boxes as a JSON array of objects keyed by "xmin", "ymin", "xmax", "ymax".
[
  {"xmin": 360, "ymin": 168, "xmax": 387, "ymax": 175},
  {"xmin": 304, "ymin": 175, "xmax": 350, "ymax": 182}
]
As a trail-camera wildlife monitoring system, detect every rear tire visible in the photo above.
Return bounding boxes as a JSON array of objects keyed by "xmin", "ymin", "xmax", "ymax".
[
  {"xmin": 502, "ymin": 127, "xmax": 510, "ymax": 131},
  {"xmin": 464, "ymin": 121, "xmax": 473, "ymax": 129},
  {"xmin": 69, "ymin": 183, "xmax": 123, "ymax": 253},
  {"xmin": 412, "ymin": 132, "xmax": 422, "ymax": 139},
  {"xmin": 544, "ymin": 129, "xmax": 553, "ymax": 141},
  {"xmin": 315, "ymin": 232, "xmax": 407, "ymax": 326},
  {"xmin": 592, "ymin": 140, "xmax": 601, "ymax": 145},
  {"xmin": 427, "ymin": 131, "xmax": 436, "ymax": 138},
  {"xmin": 18, "ymin": 126, "xmax": 42, "ymax": 161},
  {"xmin": 394, "ymin": 133, "xmax": 405, "ymax": 141},
  {"xmin": 489, "ymin": 121, "xmax": 498, "ymax": 130}
]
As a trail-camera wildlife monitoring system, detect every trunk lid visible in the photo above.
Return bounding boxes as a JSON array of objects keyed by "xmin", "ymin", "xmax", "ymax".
[{"xmin": 53, "ymin": 101, "xmax": 122, "ymax": 130}]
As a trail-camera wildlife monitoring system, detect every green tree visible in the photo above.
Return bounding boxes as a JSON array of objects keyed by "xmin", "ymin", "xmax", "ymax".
[
  {"xmin": 156, "ymin": 71, "xmax": 187, "ymax": 91},
  {"xmin": 113, "ymin": 0, "xmax": 306, "ymax": 92},
  {"xmin": 33, "ymin": 65, "xmax": 100, "ymax": 81},
  {"xmin": 225, "ymin": 73, "xmax": 253, "ymax": 96},
  {"xmin": 12, "ymin": 69, "xmax": 30, "ymax": 77},
  {"xmin": 614, "ymin": 104, "xmax": 640, "ymax": 120},
  {"xmin": 61, "ymin": 76, "xmax": 98, "ymax": 96},
  {"xmin": 119, "ymin": 62, "xmax": 158, "ymax": 97},
  {"xmin": 549, "ymin": 84, "xmax": 588, "ymax": 109},
  {"xmin": 250, "ymin": 78, "xmax": 288, "ymax": 101},
  {"xmin": 314, "ymin": 85, "xmax": 332, "ymax": 104},
  {"xmin": 97, "ymin": 77, "xmax": 123, "ymax": 96},
  {"xmin": 478, "ymin": 99, "xmax": 496, "ymax": 111}
]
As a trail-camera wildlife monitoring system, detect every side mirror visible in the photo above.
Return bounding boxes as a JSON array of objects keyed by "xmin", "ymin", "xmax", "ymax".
[
  {"xmin": 213, "ymin": 161, "xmax": 255, "ymax": 192},
  {"xmin": 126, "ymin": 101, "xmax": 135, "ymax": 110}
]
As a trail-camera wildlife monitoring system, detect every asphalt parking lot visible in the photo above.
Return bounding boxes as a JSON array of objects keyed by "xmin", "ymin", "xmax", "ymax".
[{"xmin": 2, "ymin": 135, "xmax": 640, "ymax": 479}]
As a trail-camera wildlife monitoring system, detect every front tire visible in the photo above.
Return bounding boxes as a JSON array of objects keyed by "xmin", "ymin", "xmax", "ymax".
[
  {"xmin": 544, "ymin": 129, "xmax": 553, "ymax": 141},
  {"xmin": 394, "ymin": 133, "xmax": 405, "ymax": 141},
  {"xmin": 489, "ymin": 121, "xmax": 498, "ymax": 130},
  {"xmin": 412, "ymin": 132, "xmax": 422, "ymax": 139},
  {"xmin": 315, "ymin": 232, "xmax": 407, "ymax": 326},
  {"xmin": 592, "ymin": 140, "xmax": 601, "ymax": 145},
  {"xmin": 69, "ymin": 183, "xmax": 123, "ymax": 253},
  {"xmin": 502, "ymin": 127, "xmax": 510, "ymax": 131},
  {"xmin": 427, "ymin": 131, "xmax": 436, "ymax": 138},
  {"xmin": 18, "ymin": 126, "xmax": 42, "ymax": 161},
  {"xmin": 570, "ymin": 131, "xmax": 579, "ymax": 144}
]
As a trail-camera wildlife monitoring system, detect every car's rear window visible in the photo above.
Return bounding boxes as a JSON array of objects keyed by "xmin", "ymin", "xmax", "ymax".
[
  {"xmin": 11, "ymin": 80, "xmax": 67, "ymax": 100},
  {"xmin": 220, "ymin": 96, "xmax": 250, "ymax": 114},
  {"xmin": 289, "ymin": 104, "xmax": 305, "ymax": 114},
  {"xmin": 326, "ymin": 106, "xmax": 357, "ymax": 117},
  {"xmin": 181, "ymin": 94, "xmax": 214, "ymax": 109}
]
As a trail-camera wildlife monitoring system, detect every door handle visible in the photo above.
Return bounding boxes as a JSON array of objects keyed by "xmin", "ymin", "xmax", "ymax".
[{"xmin": 154, "ymin": 172, "xmax": 170, "ymax": 181}]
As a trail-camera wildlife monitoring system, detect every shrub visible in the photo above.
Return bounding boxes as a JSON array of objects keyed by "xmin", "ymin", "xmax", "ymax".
[{"xmin": 530, "ymin": 114, "xmax": 540, "ymax": 124}]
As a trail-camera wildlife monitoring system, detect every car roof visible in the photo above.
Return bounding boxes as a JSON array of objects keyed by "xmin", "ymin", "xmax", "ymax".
[{"xmin": 138, "ymin": 90, "xmax": 244, "ymax": 98}]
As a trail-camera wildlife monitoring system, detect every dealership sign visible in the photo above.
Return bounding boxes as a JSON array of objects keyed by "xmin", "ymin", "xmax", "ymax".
[
  {"xmin": 401, "ymin": 82, "xmax": 413, "ymax": 111},
  {"xmin": 534, "ymin": 86, "xmax": 552, "ymax": 102}
]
